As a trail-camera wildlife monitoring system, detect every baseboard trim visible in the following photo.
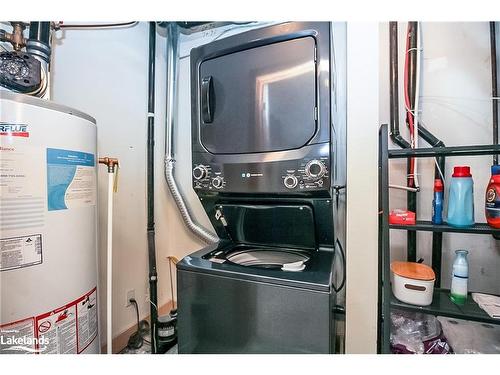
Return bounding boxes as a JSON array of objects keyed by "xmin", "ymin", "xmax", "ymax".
[{"xmin": 101, "ymin": 300, "xmax": 174, "ymax": 354}]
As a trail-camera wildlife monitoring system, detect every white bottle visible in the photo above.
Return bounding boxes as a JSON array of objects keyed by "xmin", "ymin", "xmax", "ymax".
[{"xmin": 450, "ymin": 250, "xmax": 469, "ymax": 305}]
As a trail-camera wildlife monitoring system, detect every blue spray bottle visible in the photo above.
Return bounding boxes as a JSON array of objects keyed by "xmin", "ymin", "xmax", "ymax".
[{"xmin": 432, "ymin": 179, "xmax": 444, "ymax": 224}]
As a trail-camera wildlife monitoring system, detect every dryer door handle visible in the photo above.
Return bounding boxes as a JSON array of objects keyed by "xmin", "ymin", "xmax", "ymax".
[{"xmin": 201, "ymin": 76, "xmax": 215, "ymax": 124}]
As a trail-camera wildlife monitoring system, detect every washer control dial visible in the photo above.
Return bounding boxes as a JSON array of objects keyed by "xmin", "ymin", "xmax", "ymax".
[
  {"xmin": 305, "ymin": 160, "xmax": 326, "ymax": 179},
  {"xmin": 212, "ymin": 176, "xmax": 224, "ymax": 189},
  {"xmin": 193, "ymin": 165, "xmax": 209, "ymax": 180},
  {"xmin": 283, "ymin": 175, "xmax": 298, "ymax": 189}
]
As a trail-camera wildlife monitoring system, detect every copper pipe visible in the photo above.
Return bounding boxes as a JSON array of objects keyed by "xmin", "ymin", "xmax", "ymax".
[
  {"xmin": 1, "ymin": 22, "xmax": 27, "ymax": 51},
  {"xmin": 98, "ymin": 157, "xmax": 119, "ymax": 172}
]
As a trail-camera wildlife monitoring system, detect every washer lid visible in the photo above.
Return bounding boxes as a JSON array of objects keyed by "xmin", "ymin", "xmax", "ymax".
[{"xmin": 217, "ymin": 203, "xmax": 317, "ymax": 251}]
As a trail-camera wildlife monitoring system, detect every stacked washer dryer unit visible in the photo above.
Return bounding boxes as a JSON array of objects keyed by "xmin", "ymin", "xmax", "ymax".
[{"xmin": 177, "ymin": 22, "xmax": 341, "ymax": 354}]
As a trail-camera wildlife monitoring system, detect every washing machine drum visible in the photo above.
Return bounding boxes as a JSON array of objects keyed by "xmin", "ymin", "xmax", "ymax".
[{"xmin": 225, "ymin": 248, "xmax": 310, "ymax": 271}]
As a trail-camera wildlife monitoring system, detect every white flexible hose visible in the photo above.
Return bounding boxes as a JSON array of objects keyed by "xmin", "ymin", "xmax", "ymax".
[{"xmin": 106, "ymin": 171, "xmax": 114, "ymax": 354}]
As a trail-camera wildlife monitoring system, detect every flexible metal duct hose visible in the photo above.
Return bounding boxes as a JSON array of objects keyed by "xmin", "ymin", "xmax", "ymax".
[
  {"xmin": 164, "ymin": 160, "xmax": 218, "ymax": 243},
  {"xmin": 164, "ymin": 22, "xmax": 218, "ymax": 244}
]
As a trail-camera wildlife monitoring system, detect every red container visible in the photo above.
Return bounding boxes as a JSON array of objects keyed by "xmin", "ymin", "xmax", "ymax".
[{"xmin": 485, "ymin": 165, "xmax": 500, "ymax": 228}]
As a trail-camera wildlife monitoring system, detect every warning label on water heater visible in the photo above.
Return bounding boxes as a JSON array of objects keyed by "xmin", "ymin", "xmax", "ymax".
[
  {"xmin": 0, "ymin": 234, "xmax": 42, "ymax": 272},
  {"xmin": 35, "ymin": 287, "xmax": 98, "ymax": 354},
  {"xmin": 0, "ymin": 287, "xmax": 98, "ymax": 354},
  {"xmin": 46, "ymin": 148, "xmax": 96, "ymax": 211}
]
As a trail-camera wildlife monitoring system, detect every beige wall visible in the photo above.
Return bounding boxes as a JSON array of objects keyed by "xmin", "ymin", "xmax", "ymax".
[{"xmin": 345, "ymin": 22, "xmax": 380, "ymax": 353}]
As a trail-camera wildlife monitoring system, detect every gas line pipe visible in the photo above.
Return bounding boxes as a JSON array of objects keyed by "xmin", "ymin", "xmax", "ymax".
[{"xmin": 98, "ymin": 157, "xmax": 119, "ymax": 354}]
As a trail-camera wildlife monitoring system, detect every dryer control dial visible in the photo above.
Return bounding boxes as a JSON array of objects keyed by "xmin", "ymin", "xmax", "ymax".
[
  {"xmin": 305, "ymin": 160, "xmax": 326, "ymax": 179},
  {"xmin": 193, "ymin": 165, "xmax": 209, "ymax": 180},
  {"xmin": 283, "ymin": 175, "xmax": 298, "ymax": 189},
  {"xmin": 212, "ymin": 176, "xmax": 224, "ymax": 189}
]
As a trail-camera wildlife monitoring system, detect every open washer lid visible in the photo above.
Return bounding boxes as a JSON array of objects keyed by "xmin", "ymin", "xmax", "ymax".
[{"xmin": 216, "ymin": 203, "xmax": 317, "ymax": 252}]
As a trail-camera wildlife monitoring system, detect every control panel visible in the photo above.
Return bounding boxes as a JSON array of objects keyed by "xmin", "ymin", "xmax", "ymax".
[
  {"xmin": 282, "ymin": 158, "xmax": 329, "ymax": 191},
  {"xmin": 192, "ymin": 145, "xmax": 331, "ymax": 194},
  {"xmin": 193, "ymin": 164, "xmax": 226, "ymax": 191}
]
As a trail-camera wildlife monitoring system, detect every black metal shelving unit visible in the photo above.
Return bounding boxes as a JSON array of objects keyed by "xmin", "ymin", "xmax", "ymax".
[{"xmin": 378, "ymin": 123, "xmax": 500, "ymax": 354}]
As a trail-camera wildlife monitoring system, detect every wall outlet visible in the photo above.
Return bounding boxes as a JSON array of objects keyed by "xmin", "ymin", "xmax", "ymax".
[{"xmin": 126, "ymin": 289, "xmax": 136, "ymax": 307}]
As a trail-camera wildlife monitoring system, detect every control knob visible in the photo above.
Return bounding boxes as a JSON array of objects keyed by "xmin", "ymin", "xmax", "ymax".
[
  {"xmin": 283, "ymin": 175, "xmax": 298, "ymax": 189},
  {"xmin": 305, "ymin": 160, "xmax": 326, "ymax": 179},
  {"xmin": 193, "ymin": 165, "xmax": 209, "ymax": 180},
  {"xmin": 212, "ymin": 176, "xmax": 224, "ymax": 189}
]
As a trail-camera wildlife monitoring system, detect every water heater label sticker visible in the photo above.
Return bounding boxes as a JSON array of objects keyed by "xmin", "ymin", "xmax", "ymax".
[
  {"xmin": 47, "ymin": 148, "xmax": 96, "ymax": 211},
  {"xmin": 1, "ymin": 142, "xmax": 46, "ymax": 238},
  {"xmin": 35, "ymin": 304, "xmax": 78, "ymax": 354},
  {"xmin": 34, "ymin": 286, "xmax": 98, "ymax": 354},
  {"xmin": 76, "ymin": 288, "xmax": 98, "ymax": 353},
  {"xmin": 0, "ymin": 317, "xmax": 36, "ymax": 354},
  {"xmin": 0, "ymin": 234, "xmax": 42, "ymax": 272}
]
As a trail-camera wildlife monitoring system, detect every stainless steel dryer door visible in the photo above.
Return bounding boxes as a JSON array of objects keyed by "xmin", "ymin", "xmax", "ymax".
[{"xmin": 199, "ymin": 36, "xmax": 317, "ymax": 154}]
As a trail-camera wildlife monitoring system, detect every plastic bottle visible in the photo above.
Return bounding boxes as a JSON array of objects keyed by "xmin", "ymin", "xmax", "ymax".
[
  {"xmin": 450, "ymin": 250, "xmax": 469, "ymax": 305},
  {"xmin": 432, "ymin": 179, "xmax": 444, "ymax": 224},
  {"xmin": 485, "ymin": 165, "xmax": 500, "ymax": 228},
  {"xmin": 447, "ymin": 166, "xmax": 474, "ymax": 227}
]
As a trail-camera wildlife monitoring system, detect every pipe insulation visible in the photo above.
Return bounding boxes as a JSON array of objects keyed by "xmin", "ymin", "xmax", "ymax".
[
  {"xmin": 164, "ymin": 22, "xmax": 219, "ymax": 244},
  {"xmin": 106, "ymin": 171, "xmax": 114, "ymax": 354}
]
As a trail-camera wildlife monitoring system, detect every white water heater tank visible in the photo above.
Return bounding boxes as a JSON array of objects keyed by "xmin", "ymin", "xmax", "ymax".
[{"xmin": 0, "ymin": 91, "xmax": 99, "ymax": 354}]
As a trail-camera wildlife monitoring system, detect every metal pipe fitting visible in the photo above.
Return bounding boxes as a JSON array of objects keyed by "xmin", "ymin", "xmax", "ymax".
[{"xmin": 1, "ymin": 22, "xmax": 27, "ymax": 51}]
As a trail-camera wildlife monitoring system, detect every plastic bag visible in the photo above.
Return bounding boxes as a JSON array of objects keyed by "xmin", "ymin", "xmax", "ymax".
[
  {"xmin": 390, "ymin": 310, "xmax": 452, "ymax": 354},
  {"xmin": 438, "ymin": 316, "xmax": 500, "ymax": 354}
]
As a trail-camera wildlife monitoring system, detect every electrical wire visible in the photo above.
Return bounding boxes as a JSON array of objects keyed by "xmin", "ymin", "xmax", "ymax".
[
  {"xmin": 127, "ymin": 298, "xmax": 144, "ymax": 350},
  {"xmin": 421, "ymin": 95, "xmax": 500, "ymax": 101},
  {"xmin": 412, "ymin": 22, "xmax": 422, "ymax": 189},
  {"xmin": 389, "ymin": 184, "xmax": 420, "ymax": 192},
  {"xmin": 404, "ymin": 23, "xmax": 416, "ymax": 188},
  {"xmin": 131, "ymin": 299, "xmax": 140, "ymax": 331},
  {"xmin": 167, "ymin": 256, "xmax": 178, "ymax": 310},
  {"xmin": 332, "ymin": 239, "xmax": 346, "ymax": 293},
  {"xmin": 56, "ymin": 21, "xmax": 138, "ymax": 30},
  {"xmin": 147, "ymin": 298, "xmax": 158, "ymax": 312},
  {"xmin": 434, "ymin": 157, "xmax": 446, "ymax": 183},
  {"xmin": 418, "ymin": 120, "xmax": 446, "ymax": 183}
]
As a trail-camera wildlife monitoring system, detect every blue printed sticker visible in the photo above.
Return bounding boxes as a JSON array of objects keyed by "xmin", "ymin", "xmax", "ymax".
[{"xmin": 47, "ymin": 148, "xmax": 96, "ymax": 211}]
